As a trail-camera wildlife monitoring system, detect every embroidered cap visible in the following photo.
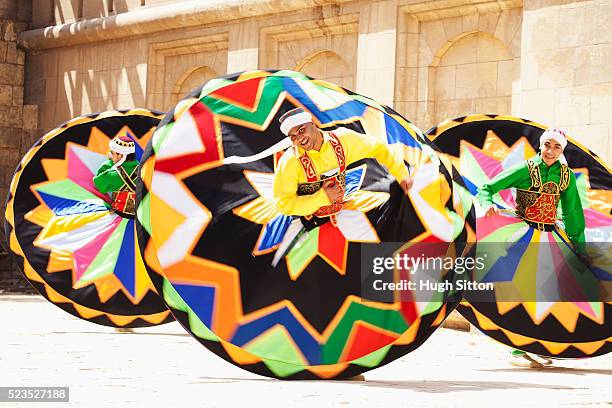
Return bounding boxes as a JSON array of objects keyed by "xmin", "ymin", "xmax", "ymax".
[
  {"xmin": 109, "ymin": 135, "xmax": 135, "ymax": 155},
  {"xmin": 540, "ymin": 128, "xmax": 568, "ymax": 150}
]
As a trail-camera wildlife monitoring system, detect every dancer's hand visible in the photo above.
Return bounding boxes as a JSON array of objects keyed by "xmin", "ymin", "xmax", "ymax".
[
  {"xmin": 322, "ymin": 178, "xmax": 343, "ymax": 203},
  {"xmin": 400, "ymin": 176, "xmax": 413, "ymax": 195},
  {"xmin": 485, "ymin": 206, "xmax": 500, "ymax": 217}
]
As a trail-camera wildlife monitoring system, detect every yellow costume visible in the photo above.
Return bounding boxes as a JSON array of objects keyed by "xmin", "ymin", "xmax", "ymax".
[{"xmin": 273, "ymin": 128, "xmax": 409, "ymax": 217}]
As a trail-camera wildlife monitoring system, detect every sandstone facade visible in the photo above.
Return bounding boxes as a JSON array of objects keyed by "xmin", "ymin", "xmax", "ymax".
[{"xmin": 21, "ymin": 0, "xmax": 612, "ymax": 163}]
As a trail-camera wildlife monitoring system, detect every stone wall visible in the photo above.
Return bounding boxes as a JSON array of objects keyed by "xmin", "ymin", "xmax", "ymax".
[
  {"xmin": 518, "ymin": 0, "xmax": 612, "ymax": 159},
  {"xmin": 21, "ymin": 0, "xmax": 612, "ymax": 162},
  {"xmin": 0, "ymin": 0, "xmax": 37, "ymax": 292}
]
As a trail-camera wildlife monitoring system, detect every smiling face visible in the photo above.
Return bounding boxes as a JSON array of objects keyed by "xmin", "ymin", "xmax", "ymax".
[
  {"xmin": 541, "ymin": 139, "xmax": 563, "ymax": 166},
  {"xmin": 287, "ymin": 122, "xmax": 323, "ymax": 151}
]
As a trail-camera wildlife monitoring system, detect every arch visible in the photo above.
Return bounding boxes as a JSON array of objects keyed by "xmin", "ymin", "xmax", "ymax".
[
  {"xmin": 294, "ymin": 50, "xmax": 353, "ymax": 90},
  {"xmin": 172, "ymin": 66, "xmax": 219, "ymax": 105},
  {"xmin": 430, "ymin": 31, "xmax": 517, "ymax": 125}
]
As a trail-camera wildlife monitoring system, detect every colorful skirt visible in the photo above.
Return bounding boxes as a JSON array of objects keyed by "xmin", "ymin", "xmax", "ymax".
[
  {"xmin": 426, "ymin": 114, "xmax": 611, "ymax": 358},
  {"xmin": 136, "ymin": 70, "xmax": 475, "ymax": 379},
  {"xmin": 5, "ymin": 110, "xmax": 172, "ymax": 328}
]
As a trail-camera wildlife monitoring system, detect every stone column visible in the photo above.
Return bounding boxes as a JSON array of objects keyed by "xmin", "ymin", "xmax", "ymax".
[
  {"xmin": 227, "ymin": 21, "xmax": 259, "ymax": 74},
  {"xmin": 355, "ymin": 0, "xmax": 398, "ymax": 107}
]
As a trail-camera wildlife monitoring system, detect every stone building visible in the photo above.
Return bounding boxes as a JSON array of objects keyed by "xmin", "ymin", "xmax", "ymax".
[{"xmin": 1, "ymin": 0, "xmax": 611, "ymax": 290}]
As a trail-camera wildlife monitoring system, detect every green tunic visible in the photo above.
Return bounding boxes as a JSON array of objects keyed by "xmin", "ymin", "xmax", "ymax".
[
  {"xmin": 477, "ymin": 154, "xmax": 585, "ymax": 251},
  {"xmin": 93, "ymin": 159, "xmax": 139, "ymax": 194}
]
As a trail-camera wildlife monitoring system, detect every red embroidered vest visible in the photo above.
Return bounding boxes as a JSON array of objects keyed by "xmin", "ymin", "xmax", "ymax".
[
  {"xmin": 111, "ymin": 166, "xmax": 137, "ymax": 216},
  {"xmin": 515, "ymin": 159, "xmax": 570, "ymax": 230},
  {"xmin": 295, "ymin": 132, "xmax": 346, "ymax": 218}
]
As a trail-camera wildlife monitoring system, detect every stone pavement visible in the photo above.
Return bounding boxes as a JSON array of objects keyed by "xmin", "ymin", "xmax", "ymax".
[{"xmin": 1, "ymin": 295, "xmax": 610, "ymax": 408}]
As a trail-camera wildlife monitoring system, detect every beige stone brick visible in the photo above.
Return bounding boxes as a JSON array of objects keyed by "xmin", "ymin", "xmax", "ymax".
[
  {"xmin": 456, "ymin": 61, "xmax": 498, "ymax": 99},
  {"xmin": 434, "ymin": 98, "xmax": 474, "ymax": 124},
  {"xmin": 0, "ymin": 106, "xmax": 22, "ymax": 128},
  {"xmin": 405, "ymin": 14, "xmax": 419, "ymax": 34},
  {"xmin": 0, "ymin": 146, "xmax": 19, "ymax": 166},
  {"xmin": 494, "ymin": 8, "xmax": 522, "ymax": 46},
  {"xmin": 522, "ymin": 8, "xmax": 559, "ymax": 52},
  {"xmin": 0, "ymin": 127, "xmax": 20, "ymax": 149},
  {"xmin": 416, "ymin": 100, "xmax": 435, "ymax": 130},
  {"xmin": 478, "ymin": 12, "xmax": 500, "ymax": 36},
  {"xmin": 416, "ymin": 66, "xmax": 430, "ymax": 101},
  {"xmin": 589, "ymin": 83, "xmax": 612, "ymax": 124},
  {"xmin": 0, "ymin": 42, "xmax": 7, "ymax": 63},
  {"xmin": 534, "ymin": 48, "xmax": 576, "ymax": 89},
  {"xmin": 11, "ymin": 85, "xmax": 21, "ymax": 106},
  {"xmin": 0, "ymin": 84, "xmax": 11, "ymax": 105},
  {"xmin": 402, "ymin": 33, "xmax": 420, "ymax": 68},
  {"xmin": 497, "ymin": 59, "xmax": 518, "ymax": 96},
  {"xmin": 5, "ymin": 43, "xmax": 16, "ymax": 64},
  {"xmin": 462, "ymin": 14, "xmax": 479, "ymax": 34},
  {"xmin": 434, "ymin": 65, "xmax": 456, "ymax": 100},
  {"xmin": 557, "ymin": 3, "xmax": 594, "ymax": 48},
  {"xmin": 439, "ymin": 33, "xmax": 477, "ymax": 67},
  {"xmin": 553, "ymin": 86, "xmax": 591, "ymax": 126},
  {"xmin": 0, "ymin": 64, "xmax": 20, "ymax": 86},
  {"xmin": 476, "ymin": 33, "xmax": 511, "ymax": 63},
  {"xmin": 442, "ymin": 16, "xmax": 464, "ymax": 42},
  {"xmin": 417, "ymin": 34, "xmax": 434, "ymax": 66},
  {"xmin": 594, "ymin": 0, "xmax": 612, "ymax": 44},
  {"xmin": 474, "ymin": 96, "xmax": 512, "ymax": 115},
  {"xmin": 422, "ymin": 20, "xmax": 448, "ymax": 57},
  {"xmin": 574, "ymin": 43, "xmax": 612, "ymax": 86},
  {"xmin": 567, "ymin": 123, "xmax": 610, "ymax": 160},
  {"xmin": 519, "ymin": 88, "xmax": 555, "ymax": 124},
  {"xmin": 519, "ymin": 52, "xmax": 538, "ymax": 91},
  {"xmin": 3, "ymin": 22, "xmax": 16, "ymax": 42},
  {"xmin": 395, "ymin": 67, "xmax": 418, "ymax": 102},
  {"xmin": 16, "ymin": 49, "xmax": 24, "ymax": 66},
  {"xmin": 23, "ymin": 105, "xmax": 38, "ymax": 131}
]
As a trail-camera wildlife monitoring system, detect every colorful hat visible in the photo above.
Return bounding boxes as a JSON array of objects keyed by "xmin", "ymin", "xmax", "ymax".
[
  {"xmin": 109, "ymin": 135, "xmax": 135, "ymax": 155},
  {"xmin": 540, "ymin": 127, "xmax": 568, "ymax": 150}
]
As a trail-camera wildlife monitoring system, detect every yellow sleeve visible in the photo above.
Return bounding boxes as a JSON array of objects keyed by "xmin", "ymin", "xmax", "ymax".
[
  {"xmin": 273, "ymin": 153, "xmax": 331, "ymax": 216},
  {"xmin": 341, "ymin": 131, "xmax": 409, "ymax": 182}
]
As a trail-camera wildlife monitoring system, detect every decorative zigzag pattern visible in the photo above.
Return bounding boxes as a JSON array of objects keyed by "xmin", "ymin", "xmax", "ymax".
[{"xmin": 136, "ymin": 70, "xmax": 475, "ymax": 379}]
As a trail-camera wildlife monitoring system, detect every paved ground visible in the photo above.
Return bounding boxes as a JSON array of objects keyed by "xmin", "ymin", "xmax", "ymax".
[{"xmin": 1, "ymin": 295, "xmax": 610, "ymax": 408}]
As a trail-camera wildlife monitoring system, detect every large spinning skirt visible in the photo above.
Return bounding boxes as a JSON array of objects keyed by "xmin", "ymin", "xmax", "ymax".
[
  {"xmin": 4, "ymin": 110, "xmax": 172, "ymax": 327},
  {"xmin": 136, "ymin": 70, "xmax": 475, "ymax": 379},
  {"xmin": 426, "ymin": 114, "xmax": 611, "ymax": 358}
]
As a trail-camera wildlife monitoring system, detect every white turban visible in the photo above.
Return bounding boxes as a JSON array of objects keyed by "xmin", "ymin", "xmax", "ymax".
[
  {"xmin": 539, "ymin": 128, "xmax": 568, "ymax": 165},
  {"xmin": 279, "ymin": 109, "xmax": 313, "ymax": 136}
]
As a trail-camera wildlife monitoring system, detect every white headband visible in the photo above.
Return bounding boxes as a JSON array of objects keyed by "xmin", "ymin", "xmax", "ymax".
[
  {"xmin": 280, "ymin": 111, "xmax": 313, "ymax": 136},
  {"xmin": 539, "ymin": 128, "xmax": 568, "ymax": 150},
  {"xmin": 109, "ymin": 138, "xmax": 135, "ymax": 155}
]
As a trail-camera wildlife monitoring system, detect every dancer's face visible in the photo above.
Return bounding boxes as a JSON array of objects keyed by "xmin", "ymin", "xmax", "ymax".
[
  {"xmin": 541, "ymin": 140, "xmax": 563, "ymax": 166},
  {"xmin": 288, "ymin": 122, "xmax": 323, "ymax": 151},
  {"xmin": 108, "ymin": 151, "xmax": 123, "ymax": 163}
]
